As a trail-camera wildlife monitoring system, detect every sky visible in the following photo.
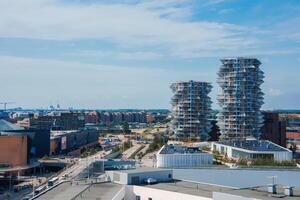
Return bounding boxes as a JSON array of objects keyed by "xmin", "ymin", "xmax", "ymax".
[{"xmin": 0, "ymin": 0, "xmax": 299, "ymax": 110}]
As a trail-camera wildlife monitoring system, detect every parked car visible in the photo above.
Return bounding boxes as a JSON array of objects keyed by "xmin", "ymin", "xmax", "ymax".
[{"xmin": 145, "ymin": 178, "xmax": 157, "ymax": 185}]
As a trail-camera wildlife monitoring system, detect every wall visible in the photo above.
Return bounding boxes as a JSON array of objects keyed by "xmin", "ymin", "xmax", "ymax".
[
  {"xmin": 107, "ymin": 170, "xmax": 173, "ymax": 185},
  {"xmin": 157, "ymin": 153, "xmax": 213, "ymax": 168},
  {"xmin": 0, "ymin": 135, "xmax": 27, "ymax": 167},
  {"xmin": 125, "ymin": 185, "xmax": 211, "ymax": 200},
  {"xmin": 127, "ymin": 170, "xmax": 173, "ymax": 185}
]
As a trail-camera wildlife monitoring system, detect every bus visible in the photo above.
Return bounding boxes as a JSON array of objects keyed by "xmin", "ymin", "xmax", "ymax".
[
  {"xmin": 34, "ymin": 185, "xmax": 47, "ymax": 195},
  {"xmin": 48, "ymin": 177, "xmax": 59, "ymax": 187}
]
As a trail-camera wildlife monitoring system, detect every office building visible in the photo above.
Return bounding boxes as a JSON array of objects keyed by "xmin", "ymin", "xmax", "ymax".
[
  {"xmin": 170, "ymin": 81, "xmax": 212, "ymax": 140},
  {"xmin": 261, "ymin": 111, "xmax": 287, "ymax": 147},
  {"xmin": 156, "ymin": 145, "xmax": 213, "ymax": 168},
  {"xmin": 217, "ymin": 57, "xmax": 264, "ymax": 140}
]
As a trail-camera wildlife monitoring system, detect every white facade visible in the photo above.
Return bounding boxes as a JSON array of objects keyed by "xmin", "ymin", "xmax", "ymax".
[
  {"xmin": 106, "ymin": 169, "xmax": 173, "ymax": 185},
  {"xmin": 157, "ymin": 145, "xmax": 213, "ymax": 168},
  {"xmin": 212, "ymin": 141, "xmax": 293, "ymax": 161}
]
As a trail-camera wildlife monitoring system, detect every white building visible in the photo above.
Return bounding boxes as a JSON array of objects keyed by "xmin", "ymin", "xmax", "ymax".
[
  {"xmin": 212, "ymin": 140, "xmax": 293, "ymax": 161},
  {"xmin": 106, "ymin": 168, "xmax": 299, "ymax": 200},
  {"xmin": 156, "ymin": 145, "xmax": 213, "ymax": 168}
]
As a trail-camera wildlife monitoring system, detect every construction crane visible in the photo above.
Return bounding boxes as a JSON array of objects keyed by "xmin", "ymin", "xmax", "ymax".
[{"xmin": 0, "ymin": 102, "xmax": 15, "ymax": 111}]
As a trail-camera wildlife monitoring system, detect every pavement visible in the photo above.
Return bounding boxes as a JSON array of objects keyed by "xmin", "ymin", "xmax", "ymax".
[
  {"xmin": 141, "ymin": 151, "xmax": 157, "ymax": 167},
  {"xmin": 16, "ymin": 150, "xmax": 107, "ymax": 200},
  {"xmin": 121, "ymin": 141, "xmax": 143, "ymax": 159}
]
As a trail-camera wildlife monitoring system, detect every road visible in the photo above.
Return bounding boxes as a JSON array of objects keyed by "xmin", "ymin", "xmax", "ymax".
[
  {"xmin": 18, "ymin": 150, "xmax": 107, "ymax": 200},
  {"xmin": 121, "ymin": 141, "xmax": 143, "ymax": 160}
]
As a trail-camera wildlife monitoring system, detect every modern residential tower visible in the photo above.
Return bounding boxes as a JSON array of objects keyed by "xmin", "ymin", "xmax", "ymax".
[
  {"xmin": 170, "ymin": 81, "xmax": 212, "ymax": 140},
  {"xmin": 217, "ymin": 57, "xmax": 264, "ymax": 140}
]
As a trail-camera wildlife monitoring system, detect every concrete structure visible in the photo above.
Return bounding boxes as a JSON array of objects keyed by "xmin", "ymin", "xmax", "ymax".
[
  {"xmin": 34, "ymin": 167, "xmax": 300, "ymax": 200},
  {"xmin": 106, "ymin": 168, "xmax": 173, "ymax": 185},
  {"xmin": 0, "ymin": 135, "xmax": 27, "ymax": 167},
  {"xmin": 261, "ymin": 111, "xmax": 287, "ymax": 147},
  {"xmin": 157, "ymin": 145, "xmax": 213, "ymax": 168},
  {"xmin": 170, "ymin": 80, "xmax": 212, "ymax": 140},
  {"xmin": 217, "ymin": 57, "xmax": 264, "ymax": 140},
  {"xmin": 212, "ymin": 140, "xmax": 293, "ymax": 161}
]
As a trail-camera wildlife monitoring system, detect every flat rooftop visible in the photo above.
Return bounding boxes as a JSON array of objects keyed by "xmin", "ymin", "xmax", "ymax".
[
  {"xmin": 159, "ymin": 145, "xmax": 204, "ymax": 154},
  {"xmin": 215, "ymin": 140, "xmax": 290, "ymax": 152},
  {"xmin": 144, "ymin": 181, "xmax": 300, "ymax": 200},
  {"xmin": 35, "ymin": 182, "xmax": 88, "ymax": 200},
  {"xmin": 112, "ymin": 167, "xmax": 172, "ymax": 174},
  {"xmin": 35, "ymin": 182, "xmax": 122, "ymax": 200}
]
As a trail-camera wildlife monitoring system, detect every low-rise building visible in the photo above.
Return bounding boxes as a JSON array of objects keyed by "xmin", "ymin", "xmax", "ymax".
[
  {"xmin": 157, "ymin": 145, "xmax": 213, "ymax": 168},
  {"xmin": 212, "ymin": 140, "xmax": 293, "ymax": 161}
]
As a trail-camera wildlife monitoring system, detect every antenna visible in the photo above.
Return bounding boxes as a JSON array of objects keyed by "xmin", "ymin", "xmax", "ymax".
[
  {"xmin": 267, "ymin": 176, "xmax": 278, "ymax": 185},
  {"xmin": 0, "ymin": 102, "xmax": 15, "ymax": 111}
]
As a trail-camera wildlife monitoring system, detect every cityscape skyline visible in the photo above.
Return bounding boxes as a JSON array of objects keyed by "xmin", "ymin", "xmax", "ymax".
[{"xmin": 0, "ymin": 0, "xmax": 300, "ymax": 109}]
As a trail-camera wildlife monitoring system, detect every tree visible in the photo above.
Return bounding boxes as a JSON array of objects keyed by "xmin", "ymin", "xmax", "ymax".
[{"xmin": 122, "ymin": 121, "xmax": 130, "ymax": 133}]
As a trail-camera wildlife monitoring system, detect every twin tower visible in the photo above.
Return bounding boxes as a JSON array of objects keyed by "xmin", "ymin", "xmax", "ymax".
[{"xmin": 171, "ymin": 57, "xmax": 264, "ymax": 141}]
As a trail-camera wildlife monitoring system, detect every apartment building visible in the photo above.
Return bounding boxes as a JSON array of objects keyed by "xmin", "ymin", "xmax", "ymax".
[{"xmin": 217, "ymin": 57, "xmax": 264, "ymax": 140}]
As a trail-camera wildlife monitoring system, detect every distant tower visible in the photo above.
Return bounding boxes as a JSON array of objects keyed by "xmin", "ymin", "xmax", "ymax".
[
  {"xmin": 170, "ymin": 81, "xmax": 212, "ymax": 140},
  {"xmin": 217, "ymin": 57, "xmax": 264, "ymax": 140}
]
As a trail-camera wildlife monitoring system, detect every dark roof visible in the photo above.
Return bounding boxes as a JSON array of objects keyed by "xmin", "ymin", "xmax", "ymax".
[
  {"xmin": 159, "ymin": 145, "xmax": 203, "ymax": 154},
  {"xmin": 215, "ymin": 140, "xmax": 289, "ymax": 152}
]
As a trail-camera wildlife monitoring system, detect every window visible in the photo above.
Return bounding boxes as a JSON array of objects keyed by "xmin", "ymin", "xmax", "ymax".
[
  {"xmin": 168, "ymin": 174, "xmax": 172, "ymax": 179},
  {"xmin": 148, "ymin": 198, "xmax": 153, "ymax": 200},
  {"xmin": 136, "ymin": 196, "xmax": 141, "ymax": 200}
]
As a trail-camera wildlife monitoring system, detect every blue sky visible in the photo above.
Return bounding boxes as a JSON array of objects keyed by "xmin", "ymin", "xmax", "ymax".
[{"xmin": 0, "ymin": 0, "xmax": 299, "ymax": 109}]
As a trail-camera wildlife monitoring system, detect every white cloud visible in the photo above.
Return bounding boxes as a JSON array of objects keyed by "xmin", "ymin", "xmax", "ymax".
[
  {"xmin": 67, "ymin": 50, "xmax": 163, "ymax": 60},
  {"xmin": 218, "ymin": 8, "xmax": 235, "ymax": 15},
  {"xmin": 268, "ymin": 88, "xmax": 283, "ymax": 97},
  {"xmin": 0, "ymin": 0, "xmax": 259, "ymax": 58}
]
